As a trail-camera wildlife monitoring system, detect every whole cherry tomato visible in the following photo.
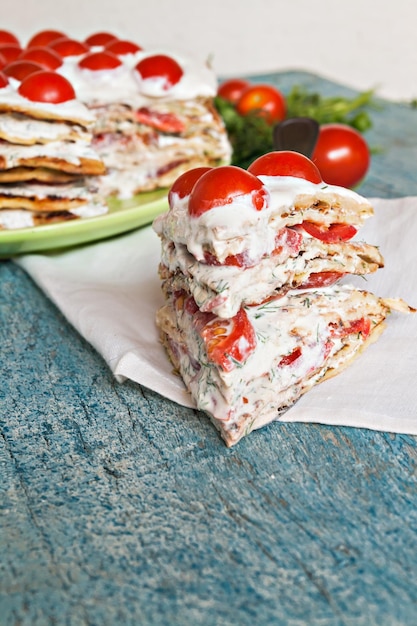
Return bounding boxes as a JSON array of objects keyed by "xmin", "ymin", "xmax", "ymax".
[
  {"xmin": 27, "ymin": 30, "xmax": 66, "ymax": 48},
  {"xmin": 312, "ymin": 123, "xmax": 370, "ymax": 188},
  {"xmin": 105, "ymin": 39, "xmax": 142, "ymax": 56},
  {"xmin": 135, "ymin": 54, "xmax": 183, "ymax": 89},
  {"xmin": 78, "ymin": 51, "xmax": 122, "ymax": 71},
  {"xmin": 4, "ymin": 60, "xmax": 44, "ymax": 81},
  {"xmin": 0, "ymin": 30, "xmax": 20, "ymax": 46},
  {"xmin": 84, "ymin": 32, "xmax": 118, "ymax": 47},
  {"xmin": 248, "ymin": 150, "xmax": 322, "ymax": 184},
  {"xmin": 0, "ymin": 44, "xmax": 22, "ymax": 64},
  {"xmin": 168, "ymin": 167, "xmax": 213, "ymax": 208},
  {"xmin": 49, "ymin": 38, "xmax": 90, "ymax": 57},
  {"xmin": 188, "ymin": 165, "xmax": 269, "ymax": 217},
  {"xmin": 217, "ymin": 78, "xmax": 250, "ymax": 104},
  {"xmin": 18, "ymin": 70, "xmax": 76, "ymax": 103},
  {"xmin": 236, "ymin": 84, "xmax": 286, "ymax": 124},
  {"xmin": 19, "ymin": 46, "xmax": 63, "ymax": 70}
]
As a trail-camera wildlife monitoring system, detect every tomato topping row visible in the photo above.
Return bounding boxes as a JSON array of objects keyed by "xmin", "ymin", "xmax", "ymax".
[{"xmin": 0, "ymin": 29, "xmax": 185, "ymax": 103}]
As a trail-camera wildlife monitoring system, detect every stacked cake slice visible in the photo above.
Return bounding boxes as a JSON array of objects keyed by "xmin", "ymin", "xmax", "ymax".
[
  {"xmin": 0, "ymin": 73, "xmax": 108, "ymax": 230},
  {"xmin": 154, "ymin": 154, "xmax": 414, "ymax": 446}
]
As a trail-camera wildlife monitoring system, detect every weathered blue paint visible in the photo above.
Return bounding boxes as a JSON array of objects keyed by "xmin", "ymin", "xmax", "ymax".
[{"xmin": 2, "ymin": 72, "xmax": 417, "ymax": 626}]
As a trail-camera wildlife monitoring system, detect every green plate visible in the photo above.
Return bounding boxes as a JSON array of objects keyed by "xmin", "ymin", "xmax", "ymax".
[{"xmin": 0, "ymin": 189, "xmax": 169, "ymax": 258}]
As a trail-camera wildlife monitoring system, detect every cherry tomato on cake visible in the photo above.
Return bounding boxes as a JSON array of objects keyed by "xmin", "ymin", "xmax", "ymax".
[
  {"xmin": 0, "ymin": 30, "xmax": 20, "ymax": 46},
  {"xmin": 0, "ymin": 44, "xmax": 22, "ymax": 64},
  {"xmin": 18, "ymin": 70, "xmax": 76, "ymax": 103},
  {"xmin": 48, "ymin": 37, "xmax": 89, "ymax": 57},
  {"xmin": 27, "ymin": 30, "xmax": 67, "ymax": 48},
  {"xmin": 4, "ymin": 60, "xmax": 44, "ymax": 81},
  {"xmin": 0, "ymin": 52, "xmax": 7, "ymax": 70},
  {"xmin": 78, "ymin": 50, "xmax": 122, "ymax": 71},
  {"xmin": 248, "ymin": 150, "xmax": 322, "ymax": 184},
  {"xmin": 168, "ymin": 167, "xmax": 213, "ymax": 208},
  {"xmin": 217, "ymin": 78, "xmax": 250, "ymax": 104},
  {"xmin": 135, "ymin": 54, "xmax": 183, "ymax": 89},
  {"xmin": 84, "ymin": 32, "xmax": 118, "ymax": 47},
  {"xmin": 236, "ymin": 84, "xmax": 286, "ymax": 124},
  {"xmin": 105, "ymin": 39, "xmax": 142, "ymax": 56},
  {"xmin": 0, "ymin": 71, "xmax": 9, "ymax": 88},
  {"xmin": 201, "ymin": 308, "xmax": 257, "ymax": 373},
  {"xmin": 188, "ymin": 165, "xmax": 269, "ymax": 217},
  {"xmin": 19, "ymin": 46, "xmax": 63, "ymax": 70},
  {"xmin": 312, "ymin": 123, "xmax": 370, "ymax": 188}
]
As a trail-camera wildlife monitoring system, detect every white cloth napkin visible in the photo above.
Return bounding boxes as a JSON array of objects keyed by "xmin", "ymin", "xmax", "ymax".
[{"xmin": 16, "ymin": 196, "xmax": 417, "ymax": 434}]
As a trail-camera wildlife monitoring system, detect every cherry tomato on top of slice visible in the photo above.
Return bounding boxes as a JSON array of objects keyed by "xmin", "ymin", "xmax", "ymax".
[
  {"xmin": 84, "ymin": 32, "xmax": 118, "ymax": 47},
  {"xmin": 200, "ymin": 308, "xmax": 257, "ymax": 373},
  {"xmin": 27, "ymin": 30, "xmax": 67, "ymax": 48},
  {"xmin": 217, "ymin": 78, "xmax": 251, "ymax": 104},
  {"xmin": 19, "ymin": 46, "xmax": 63, "ymax": 70},
  {"xmin": 78, "ymin": 50, "xmax": 122, "ymax": 71},
  {"xmin": 312, "ymin": 123, "xmax": 370, "ymax": 188},
  {"xmin": 49, "ymin": 37, "xmax": 90, "ymax": 57},
  {"xmin": 3, "ymin": 60, "xmax": 44, "ymax": 82},
  {"xmin": 105, "ymin": 39, "xmax": 142, "ymax": 56},
  {"xmin": 236, "ymin": 83, "xmax": 286, "ymax": 124},
  {"xmin": 0, "ymin": 44, "xmax": 22, "ymax": 64},
  {"xmin": 168, "ymin": 166, "xmax": 213, "ymax": 208},
  {"xmin": 0, "ymin": 30, "xmax": 20, "ymax": 46},
  {"xmin": 248, "ymin": 150, "xmax": 322, "ymax": 184},
  {"xmin": 188, "ymin": 165, "xmax": 269, "ymax": 217},
  {"xmin": 135, "ymin": 54, "xmax": 183, "ymax": 89},
  {"xmin": 18, "ymin": 70, "xmax": 76, "ymax": 103}
]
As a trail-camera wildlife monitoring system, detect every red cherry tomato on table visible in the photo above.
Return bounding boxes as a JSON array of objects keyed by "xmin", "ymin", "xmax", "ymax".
[
  {"xmin": 105, "ymin": 39, "xmax": 142, "ymax": 55},
  {"xmin": 188, "ymin": 165, "xmax": 269, "ymax": 217},
  {"xmin": 0, "ymin": 30, "xmax": 20, "ymax": 46},
  {"xmin": 4, "ymin": 60, "xmax": 44, "ymax": 81},
  {"xmin": 135, "ymin": 54, "xmax": 183, "ymax": 89},
  {"xmin": 168, "ymin": 167, "xmax": 213, "ymax": 208},
  {"xmin": 217, "ymin": 78, "xmax": 250, "ymax": 104},
  {"xmin": 248, "ymin": 150, "xmax": 322, "ymax": 184},
  {"xmin": 27, "ymin": 30, "xmax": 66, "ymax": 48},
  {"xmin": 312, "ymin": 123, "xmax": 370, "ymax": 188},
  {"xmin": 18, "ymin": 70, "xmax": 76, "ymax": 103},
  {"xmin": 0, "ymin": 44, "xmax": 22, "ymax": 64},
  {"xmin": 19, "ymin": 46, "xmax": 63, "ymax": 70},
  {"xmin": 49, "ymin": 38, "xmax": 90, "ymax": 57},
  {"xmin": 236, "ymin": 84, "xmax": 286, "ymax": 124},
  {"xmin": 78, "ymin": 51, "xmax": 122, "ymax": 71},
  {"xmin": 84, "ymin": 32, "xmax": 117, "ymax": 47}
]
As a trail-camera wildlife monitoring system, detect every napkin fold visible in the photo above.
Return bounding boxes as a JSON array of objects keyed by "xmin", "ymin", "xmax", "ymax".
[{"xmin": 16, "ymin": 197, "xmax": 417, "ymax": 435}]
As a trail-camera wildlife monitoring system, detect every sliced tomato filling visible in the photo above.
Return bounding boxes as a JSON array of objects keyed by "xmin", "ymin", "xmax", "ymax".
[
  {"xmin": 298, "ymin": 271, "xmax": 345, "ymax": 289},
  {"xmin": 200, "ymin": 308, "xmax": 257, "ymax": 372},
  {"xmin": 301, "ymin": 221, "xmax": 357, "ymax": 243},
  {"xmin": 278, "ymin": 347, "xmax": 302, "ymax": 367},
  {"xmin": 329, "ymin": 317, "xmax": 371, "ymax": 339},
  {"xmin": 135, "ymin": 107, "xmax": 185, "ymax": 133}
]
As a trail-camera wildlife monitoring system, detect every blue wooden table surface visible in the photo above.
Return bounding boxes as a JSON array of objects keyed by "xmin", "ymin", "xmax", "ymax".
[{"xmin": 2, "ymin": 71, "xmax": 417, "ymax": 626}]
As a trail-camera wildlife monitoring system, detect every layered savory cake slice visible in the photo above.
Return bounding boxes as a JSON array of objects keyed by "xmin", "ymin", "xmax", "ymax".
[
  {"xmin": 156, "ymin": 285, "xmax": 410, "ymax": 447},
  {"xmin": 154, "ymin": 153, "xmax": 414, "ymax": 445},
  {"xmin": 154, "ymin": 155, "xmax": 383, "ymax": 319}
]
